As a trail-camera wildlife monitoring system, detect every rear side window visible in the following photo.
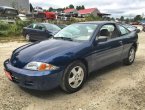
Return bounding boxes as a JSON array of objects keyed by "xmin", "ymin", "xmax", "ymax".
[
  {"xmin": 35, "ymin": 24, "xmax": 46, "ymax": 31},
  {"xmin": 28, "ymin": 24, "xmax": 37, "ymax": 29},
  {"xmin": 118, "ymin": 25, "xmax": 130, "ymax": 35}
]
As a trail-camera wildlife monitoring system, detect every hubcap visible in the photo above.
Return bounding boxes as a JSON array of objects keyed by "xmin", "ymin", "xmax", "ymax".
[
  {"xmin": 26, "ymin": 34, "xmax": 30, "ymax": 41},
  {"xmin": 129, "ymin": 48, "xmax": 135, "ymax": 62},
  {"xmin": 68, "ymin": 66, "xmax": 84, "ymax": 89}
]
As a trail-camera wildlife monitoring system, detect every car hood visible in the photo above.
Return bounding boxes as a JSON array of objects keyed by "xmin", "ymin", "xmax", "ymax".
[{"xmin": 10, "ymin": 39, "xmax": 82, "ymax": 68}]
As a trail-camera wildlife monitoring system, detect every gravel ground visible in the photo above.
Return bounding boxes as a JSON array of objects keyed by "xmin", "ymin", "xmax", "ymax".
[{"xmin": 0, "ymin": 32, "xmax": 145, "ymax": 110}]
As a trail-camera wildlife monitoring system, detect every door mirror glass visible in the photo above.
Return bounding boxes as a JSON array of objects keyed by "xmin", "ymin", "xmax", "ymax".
[{"xmin": 97, "ymin": 36, "xmax": 107, "ymax": 42}]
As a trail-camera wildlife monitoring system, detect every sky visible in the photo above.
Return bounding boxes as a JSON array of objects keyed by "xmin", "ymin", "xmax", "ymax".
[{"xmin": 29, "ymin": 0, "xmax": 145, "ymax": 18}]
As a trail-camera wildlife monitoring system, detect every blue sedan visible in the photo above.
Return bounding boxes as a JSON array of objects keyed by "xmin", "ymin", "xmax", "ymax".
[
  {"xmin": 4, "ymin": 21, "xmax": 138, "ymax": 93},
  {"xmin": 23, "ymin": 23, "xmax": 61, "ymax": 41}
]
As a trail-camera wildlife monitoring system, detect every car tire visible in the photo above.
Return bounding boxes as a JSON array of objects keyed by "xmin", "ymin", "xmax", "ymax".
[
  {"xmin": 25, "ymin": 34, "xmax": 31, "ymax": 42},
  {"xmin": 123, "ymin": 46, "xmax": 136, "ymax": 65},
  {"xmin": 60, "ymin": 61, "xmax": 87, "ymax": 93}
]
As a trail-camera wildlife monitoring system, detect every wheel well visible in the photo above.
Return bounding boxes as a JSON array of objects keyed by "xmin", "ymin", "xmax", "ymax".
[
  {"xmin": 76, "ymin": 58, "xmax": 88, "ymax": 76},
  {"xmin": 132, "ymin": 43, "xmax": 137, "ymax": 51}
]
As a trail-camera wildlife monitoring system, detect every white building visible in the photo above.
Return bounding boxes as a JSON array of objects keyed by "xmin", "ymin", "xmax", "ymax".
[{"xmin": 0, "ymin": 0, "xmax": 30, "ymax": 13}]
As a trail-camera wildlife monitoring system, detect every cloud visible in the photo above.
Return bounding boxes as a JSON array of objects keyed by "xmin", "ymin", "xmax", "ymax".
[{"xmin": 29, "ymin": 0, "xmax": 145, "ymax": 17}]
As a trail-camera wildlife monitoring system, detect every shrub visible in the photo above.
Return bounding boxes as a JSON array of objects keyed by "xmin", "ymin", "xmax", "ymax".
[
  {"xmin": 0, "ymin": 20, "xmax": 34, "ymax": 37},
  {"xmin": 85, "ymin": 14, "xmax": 102, "ymax": 21}
]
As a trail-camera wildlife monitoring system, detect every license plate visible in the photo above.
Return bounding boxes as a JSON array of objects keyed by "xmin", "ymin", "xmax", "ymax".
[{"xmin": 4, "ymin": 70, "xmax": 12, "ymax": 81}]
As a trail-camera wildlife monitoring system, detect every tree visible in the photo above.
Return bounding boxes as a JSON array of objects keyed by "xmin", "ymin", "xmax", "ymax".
[
  {"xmin": 66, "ymin": 7, "xmax": 69, "ymax": 9},
  {"xmin": 11, "ymin": 0, "xmax": 17, "ymax": 8},
  {"xmin": 30, "ymin": 3, "xmax": 34, "ymax": 12},
  {"xmin": 125, "ymin": 18, "xmax": 130, "ymax": 23},
  {"xmin": 76, "ymin": 5, "xmax": 85, "ymax": 10},
  {"xmin": 48, "ymin": 7, "xmax": 53, "ymax": 12},
  {"xmin": 134, "ymin": 15, "xmax": 142, "ymax": 22},
  {"xmin": 69, "ymin": 4, "xmax": 74, "ymax": 9},
  {"xmin": 111, "ymin": 17, "xmax": 115, "ymax": 21},
  {"xmin": 43, "ymin": 9, "xmax": 47, "ymax": 12},
  {"xmin": 76, "ymin": 6, "xmax": 79, "ymax": 10},
  {"xmin": 120, "ymin": 16, "xmax": 124, "ymax": 21},
  {"xmin": 81, "ymin": 5, "xmax": 85, "ymax": 9}
]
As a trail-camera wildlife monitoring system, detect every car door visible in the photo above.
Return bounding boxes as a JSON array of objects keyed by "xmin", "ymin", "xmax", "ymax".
[
  {"xmin": 117, "ymin": 25, "xmax": 132, "ymax": 60},
  {"xmin": 91, "ymin": 23, "xmax": 123, "ymax": 71},
  {"xmin": 34, "ymin": 24, "xmax": 48, "ymax": 41},
  {"xmin": 26, "ymin": 24, "xmax": 38, "ymax": 39}
]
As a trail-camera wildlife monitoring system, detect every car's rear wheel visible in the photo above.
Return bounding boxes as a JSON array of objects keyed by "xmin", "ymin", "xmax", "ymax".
[
  {"xmin": 60, "ymin": 61, "xmax": 87, "ymax": 93},
  {"xmin": 25, "ymin": 34, "xmax": 30, "ymax": 42},
  {"xmin": 123, "ymin": 46, "xmax": 136, "ymax": 65}
]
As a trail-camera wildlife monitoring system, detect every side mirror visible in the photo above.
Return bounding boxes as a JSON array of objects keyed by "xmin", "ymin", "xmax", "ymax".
[{"xmin": 97, "ymin": 36, "xmax": 107, "ymax": 42}]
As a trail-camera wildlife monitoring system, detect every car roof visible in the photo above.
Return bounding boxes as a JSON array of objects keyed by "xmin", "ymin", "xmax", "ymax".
[
  {"xmin": 34, "ymin": 23, "xmax": 55, "ymax": 25},
  {"xmin": 79, "ymin": 21, "xmax": 116, "ymax": 25},
  {"xmin": 0, "ymin": 6, "xmax": 15, "ymax": 10}
]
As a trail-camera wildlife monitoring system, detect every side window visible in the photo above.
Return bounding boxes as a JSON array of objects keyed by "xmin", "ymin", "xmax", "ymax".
[
  {"xmin": 99, "ymin": 24, "xmax": 119, "ymax": 40},
  {"xmin": 35, "ymin": 24, "xmax": 46, "ymax": 31},
  {"xmin": 118, "ymin": 25, "xmax": 130, "ymax": 35}
]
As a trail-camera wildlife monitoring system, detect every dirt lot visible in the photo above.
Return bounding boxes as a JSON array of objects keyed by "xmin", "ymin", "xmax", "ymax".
[{"xmin": 0, "ymin": 32, "xmax": 145, "ymax": 110}]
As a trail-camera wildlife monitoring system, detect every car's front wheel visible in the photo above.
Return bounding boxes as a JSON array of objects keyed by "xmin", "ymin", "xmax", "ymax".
[
  {"xmin": 123, "ymin": 46, "xmax": 136, "ymax": 65},
  {"xmin": 60, "ymin": 61, "xmax": 87, "ymax": 93}
]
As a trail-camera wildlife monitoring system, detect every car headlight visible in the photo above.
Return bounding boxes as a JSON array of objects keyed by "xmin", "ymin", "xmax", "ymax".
[{"xmin": 24, "ymin": 61, "xmax": 59, "ymax": 71}]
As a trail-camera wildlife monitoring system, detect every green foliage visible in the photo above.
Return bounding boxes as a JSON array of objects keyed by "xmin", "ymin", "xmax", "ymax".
[
  {"xmin": 134, "ymin": 15, "xmax": 142, "ymax": 22},
  {"xmin": 69, "ymin": 4, "xmax": 74, "ymax": 9},
  {"xmin": 85, "ymin": 14, "xmax": 102, "ymax": 21},
  {"xmin": 48, "ymin": 7, "xmax": 53, "ymax": 12},
  {"xmin": 81, "ymin": 5, "xmax": 85, "ymax": 9},
  {"xmin": 125, "ymin": 18, "xmax": 130, "ymax": 23},
  {"xmin": 0, "ymin": 20, "xmax": 34, "ymax": 37},
  {"xmin": 76, "ymin": 5, "xmax": 85, "ymax": 10},
  {"xmin": 120, "ymin": 16, "xmax": 124, "ymax": 21}
]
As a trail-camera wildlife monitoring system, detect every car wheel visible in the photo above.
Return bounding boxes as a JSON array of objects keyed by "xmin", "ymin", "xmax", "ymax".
[
  {"xmin": 123, "ymin": 46, "xmax": 136, "ymax": 65},
  {"xmin": 60, "ymin": 61, "xmax": 87, "ymax": 93},
  {"xmin": 25, "ymin": 34, "xmax": 30, "ymax": 42}
]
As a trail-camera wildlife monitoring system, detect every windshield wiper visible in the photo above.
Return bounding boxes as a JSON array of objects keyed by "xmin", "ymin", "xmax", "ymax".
[{"xmin": 53, "ymin": 37, "xmax": 73, "ymax": 41}]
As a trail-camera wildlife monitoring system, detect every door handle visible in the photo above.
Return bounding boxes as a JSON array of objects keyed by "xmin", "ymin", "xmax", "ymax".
[{"xmin": 119, "ymin": 41, "xmax": 123, "ymax": 45}]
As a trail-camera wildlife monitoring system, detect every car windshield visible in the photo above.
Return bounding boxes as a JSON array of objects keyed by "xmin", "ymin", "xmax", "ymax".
[{"xmin": 54, "ymin": 23, "xmax": 98, "ymax": 41}]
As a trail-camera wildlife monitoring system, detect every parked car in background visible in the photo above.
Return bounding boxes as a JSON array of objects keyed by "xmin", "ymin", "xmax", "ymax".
[
  {"xmin": 0, "ymin": 6, "xmax": 18, "ymax": 23},
  {"xmin": 43, "ymin": 12, "xmax": 56, "ymax": 20},
  {"xmin": 4, "ymin": 21, "xmax": 138, "ymax": 93},
  {"xmin": 18, "ymin": 14, "xmax": 29, "ymax": 21},
  {"xmin": 130, "ymin": 22, "xmax": 140, "ymax": 25},
  {"xmin": 122, "ymin": 24, "xmax": 140, "ymax": 33},
  {"xmin": 26, "ymin": 12, "xmax": 56, "ymax": 20},
  {"xmin": 23, "ymin": 23, "xmax": 61, "ymax": 41}
]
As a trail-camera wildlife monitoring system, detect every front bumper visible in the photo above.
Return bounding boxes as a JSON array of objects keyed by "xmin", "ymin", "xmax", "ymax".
[{"xmin": 3, "ymin": 59, "xmax": 64, "ymax": 90}]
